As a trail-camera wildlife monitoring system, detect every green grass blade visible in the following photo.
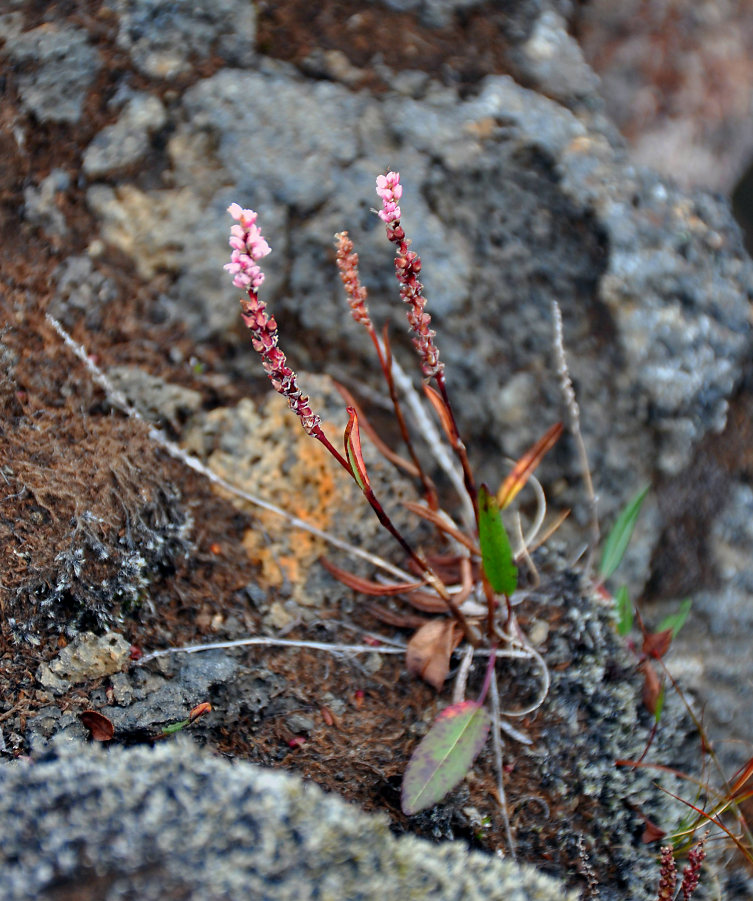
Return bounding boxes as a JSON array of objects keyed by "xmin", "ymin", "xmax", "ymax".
[
  {"xmin": 402, "ymin": 700, "xmax": 491, "ymax": 815},
  {"xmin": 478, "ymin": 484, "xmax": 517, "ymax": 596},
  {"xmin": 599, "ymin": 485, "xmax": 650, "ymax": 580},
  {"xmin": 658, "ymin": 598, "xmax": 692, "ymax": 639},
  {"xmin": 615, "ymin": 584, "xmax": 634, "ymax": 636}
]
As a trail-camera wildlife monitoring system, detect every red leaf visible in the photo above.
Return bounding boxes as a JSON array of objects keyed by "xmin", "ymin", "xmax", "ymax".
[
  {"xmin": 640, "ymin": 661, "xmax": 662, "ymax": 715},
  {"xmin": 189, "ymin": 702, "xmax": 212, "ymax": 724},
  {"xmin": 79, "ymin": 710, "xmax": 114, "ymax": 742},
  {"xmin": 642, "ymin": 628, "xmax": 673, "ymax": 660},
  {"xmin": 423, "ymin": 384, "xmax": 459, "ymax": 445},
  {"xmin": 319, "ymin": 556, "xmax": 425, "ymax": 596},
  {"xmin": 405, "ymin": 619, "xmax": 463, "ymax": 691}
]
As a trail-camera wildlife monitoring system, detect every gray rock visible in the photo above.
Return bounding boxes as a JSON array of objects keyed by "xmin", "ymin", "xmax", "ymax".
[
  {"xmin": 23, "ymin": 168, "xmax": 70, "ymax": 236},
  {"xmin": 83, "ymin": 93, "xmax": 167, "ymax": 176},
  {"xmin": 4, "ymin": 25, "xmax": 101, "ymax": 123},
  {"xmin": 84, "ymin": 57, "xmax": 753, "ymax": 596},
  {"xmin": 37, "ymin": 631, "xmax": 131, "ymax": 694},
  {"xmin": 50, "ymin": 254, "xmax": 121, "ymax": 325},
  {"xmin": 513, "ymin": 10, "xmax": 600, "ymax": 101},
  {"xmin": 106, "ymin": 0, "xmax": 256, "ymax": 78},
  {"xmin": 105, "ymin": 365, "xmax": 202, "ymax": 428},
  {"xmin": 0, "ymin": 739, "xmax": 579, "ymax": 901},
  {"xmin": 375, "ymin": 0, "xmax": 486, "ymax": 28},
  {"xmin": 100, "ymin": 652, "xmax": 238, "ymax": 734}
]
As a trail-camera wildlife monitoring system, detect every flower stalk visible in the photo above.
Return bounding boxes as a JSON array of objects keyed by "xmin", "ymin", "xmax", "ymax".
[{"xmin": 376, "ymin": 172, "xmax": 478, "ymax": 519}]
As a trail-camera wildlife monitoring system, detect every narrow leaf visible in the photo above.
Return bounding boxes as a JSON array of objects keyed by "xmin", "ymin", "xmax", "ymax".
[
  {"xmin": 599, "ymin": 485, "xmax": 650, "ymax": 580},
  {"xmin": 402, "ymin": 701, "xmax": 491, "ymax": 815},
  {"xmin": 657, "ymin": 598, "xmax": 692, "ymax": 639},
  {"xmin": 343, "ymin": 406, "xmax": 371, "ymax": 491},
  {"xmin": 641, "ymin": 661, "xmax": 662, "ymax": 715},
  {"xmin": 423, "ymin": 383, "xmax": 459, "ymax": 445},
  {"xmin": 478, "ymin": 484, "xmax": 517, "ymax": 596},
  {"xmin": 615, "ymin": 584, "xmax": 633, "ymax": 636},
  {"xmin": 653, "ymin": 684, "xmax": 666, "ymax": 724},
  {"xmin": 319, "ymin": 556, "xmax": 425, "ymax": 596},
  {"xmin": 496, "ymin": 422, "xmax": 563, "ymax": 509},
  {"xmin": 333, "ymin": 381, "xmax": 420, "ymax": 478}
]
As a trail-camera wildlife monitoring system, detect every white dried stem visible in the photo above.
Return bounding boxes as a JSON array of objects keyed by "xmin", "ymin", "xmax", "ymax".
[
  {"xmin": 385, "ymin": 343, "xmax": 475, "ymax": 528},
  {"xmin": 551, "ymin": 301, "xmax": 599, "ymax": 577},
  {"xmin": 490, "ymin": 667, "xmax": 516, "ymax": 859}
]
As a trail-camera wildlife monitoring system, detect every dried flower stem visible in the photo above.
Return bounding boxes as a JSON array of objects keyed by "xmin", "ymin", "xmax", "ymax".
[{"xmin": 552, "ymin": 300, "xmax": 599, "ymax": 578}]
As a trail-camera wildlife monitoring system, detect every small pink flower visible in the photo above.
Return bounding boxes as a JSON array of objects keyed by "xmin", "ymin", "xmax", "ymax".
[{"xmin": 376, "ymin": 172, "xmax": 402, "ymax": 224}]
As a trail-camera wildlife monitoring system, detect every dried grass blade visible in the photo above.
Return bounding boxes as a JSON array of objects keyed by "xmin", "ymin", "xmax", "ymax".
[
  {"xmin": 497, "ymin": 422, "xmax": 563, "ymax": 510},
  {"xmin": 320, "ymin": 557, "xmax": 425, "ymax": 596}
]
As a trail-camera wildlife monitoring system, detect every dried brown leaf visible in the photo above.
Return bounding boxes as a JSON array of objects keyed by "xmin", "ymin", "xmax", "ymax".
[
  {"xmin": 79, "ymin": 710, "xmax": 114, "ymax": 742},
  {"xmin": 405, "ymin": 619, "xmax": 463, "ymax": 690}
]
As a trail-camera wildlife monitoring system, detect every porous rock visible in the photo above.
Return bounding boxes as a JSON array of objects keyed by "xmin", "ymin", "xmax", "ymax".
[{"xmin": 0, "ymin": 738, "xmax": 578, "ymax": 901}]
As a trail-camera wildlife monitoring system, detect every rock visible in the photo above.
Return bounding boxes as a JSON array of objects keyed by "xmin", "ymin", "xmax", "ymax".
[
  {"xmin": 105, "ymin": 366, "xmax": 202, "ymax": 428},
  {"xmin": 83, "ymin": 94, "xmax": 167, "ymax": 177},
  {"xmin": 184, "ymin": 376, "xmax": 429, "ymax": 616},
  {"xmin": 23, "ymin": 169, "xmax": 70, "ymax": 237},
  {"xmin": 37, "ymin": 631, "xmax": 131, "ymax": 694},
  {"xmin": 513, "ymin": 10, "xmax": 600, "ymax": 102},
  {"xmin": 105, "ymin": 0, "xmax": 256, "ymax": 79},
  {"xmin": 4, "ymin": 24, "xmax": 101, "ymax": 124},
  {"xmin": 0, "ymin": 738, "xmax": 579, "ymax": 901}
]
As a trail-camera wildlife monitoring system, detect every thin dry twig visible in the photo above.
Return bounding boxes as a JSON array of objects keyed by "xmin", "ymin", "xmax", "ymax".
[
  {"xmin": 552, "ymin": 300, "xmax": 599, "ymax": 577},
  {"xmin": 490, "ymin": 664, "xmax": 516, "ymax": 859}
]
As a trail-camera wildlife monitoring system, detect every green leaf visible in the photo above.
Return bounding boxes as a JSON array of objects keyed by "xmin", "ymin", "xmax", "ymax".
[
  {"xmin": 478, "ymin": 485, "xmax": 517, "ymax": 596},
  {"xmin": 402, "ymin": 700, "xmax": 491, "ymax": 815},
  {"xmin": 615, "ymin": 584, "xmax": 633, "ymax": 636},
  {"xmin": 654, "ymin": 685, "xmax": 666, "ymax": 724},
  {"xmin": 599, "ymin": 485, "xmax": 650, "ymax": 580},
  {"xmin": 658, "ymin": 598, "xmax": 692, "ymax": 639},
  {"xmin": 161, "ymin": 718, "xmax": 190, "ymax": 735}
]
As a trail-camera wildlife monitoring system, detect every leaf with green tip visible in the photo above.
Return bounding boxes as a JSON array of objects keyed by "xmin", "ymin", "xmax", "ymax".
[
  {"xmin": 343, "ymin": 406, "xmax": 370, "ymax": 492},
  {"xmin": 653, "ymin": 685, "xmax": 666, "ymax": 724},
  {"xmin": 599, "ymin": 485, "xmax": 650, "ymax": 580},
  {"xmin": 478, "ymin": 485, "xmax": 517, "ymax": 596},
  {"xmin": 657, "ymin": 598, "xmax": 692, "ymax": 639},
  {"xmin": 402, "ymin": 700, "xmax": 491, "ymax": 815},
  {"xmin": 615, "ymin": 584, "xmax": 633, "ymax": 636}
]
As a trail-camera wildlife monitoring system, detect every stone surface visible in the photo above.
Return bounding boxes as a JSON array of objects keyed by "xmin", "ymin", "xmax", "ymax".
[
  {"xmin": 83, "ymin": 93, "xmax": 167, "ymax": 177},
  {"xmin": 105, "ymin": 0, "xmax": 256, "ymax": 78},
  {"xmin": 37, "ymin": 631, "xmax": 131, "ymax": 693},
  {"xmin": 0, "ymin": 738, "xmax": 579, "ymax": 901},
  {"xmin": 4, "ymin": 24, "xmax": 101, "ymax": 124}
]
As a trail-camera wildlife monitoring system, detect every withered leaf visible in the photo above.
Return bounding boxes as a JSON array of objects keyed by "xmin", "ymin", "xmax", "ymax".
[
  {"xmin": 642, "ymin": 627, "xmax": 673, "ymax": 660},
  {"xmin": 405, "ymin": 619, "xmax": 463, "ymax": 691},
  {"xmin": 80, "ymin": 710, "xmax": 114, "ymax": 742}
]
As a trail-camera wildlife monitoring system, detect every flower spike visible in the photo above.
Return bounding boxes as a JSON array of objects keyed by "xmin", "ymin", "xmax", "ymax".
[
  {"xmin": 376, "ymin": 171, "xmax": 443, "ymax": 380},
  {"xmin": 226, "ymin": 205, "xmax": 321, "ymax": 436}
]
